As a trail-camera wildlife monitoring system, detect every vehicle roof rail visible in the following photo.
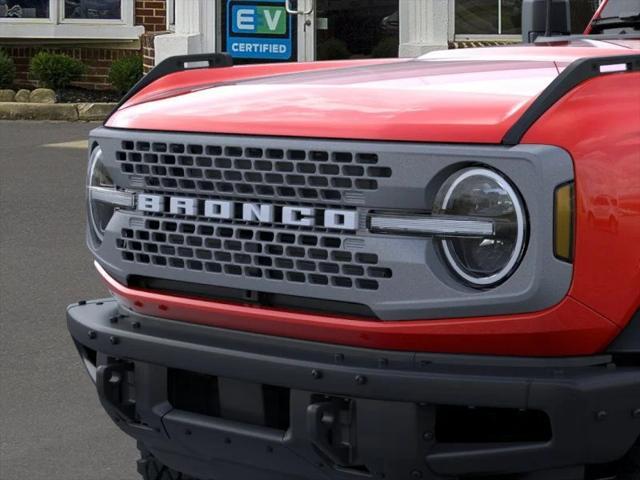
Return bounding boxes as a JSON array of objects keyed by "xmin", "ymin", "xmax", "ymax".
[
  {"xmin": 534, "ymin": 33, "xmax": 640, "ymax": 43},
  {"xmin": 503, "ymin": 54, "xmax": 640, "ymax": 145},
  {"xmin": 105, "ymin": 53, "xmax": 233, "ymax": 124}
]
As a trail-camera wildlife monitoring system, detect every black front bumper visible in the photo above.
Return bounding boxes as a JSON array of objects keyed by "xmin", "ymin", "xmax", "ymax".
[{"xmin": 67, "ymin": 300, "xmax": 640, "ymax": 480}]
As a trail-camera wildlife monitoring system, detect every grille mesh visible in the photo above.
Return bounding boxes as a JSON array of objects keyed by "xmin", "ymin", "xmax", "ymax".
[
  {"xmin": 116, "ymin": 141, "xmax": 392, "ymax": 203},
  {"xmin": 116, "ymin": 219, "xmax": 392, "ymax": 291}
]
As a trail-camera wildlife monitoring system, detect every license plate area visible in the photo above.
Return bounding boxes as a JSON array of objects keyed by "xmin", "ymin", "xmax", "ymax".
[{"xmin": 167, "ymin": 368, "xmax": 290, "ymax": 432}]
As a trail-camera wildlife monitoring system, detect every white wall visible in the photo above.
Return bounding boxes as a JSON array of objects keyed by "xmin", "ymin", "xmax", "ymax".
[
  {"xmin": 154, "ymin": 0, "xmax": 216, "ymax": 64},
  {"xmin": 399, "ymin": 0, "xmax": 454, "ymax": 57},
  {"xmin": 155, "ymin": 0, "xmax": 452, "ymax": 64}
]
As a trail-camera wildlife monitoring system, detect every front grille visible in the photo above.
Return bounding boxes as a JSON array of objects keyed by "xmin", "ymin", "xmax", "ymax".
[
  {"xmin": 93, "ymin": 128, "xmax": 574, "ymax": 320},
  {"xmin": 117, "ymin": 218, "xmax": 392, "ymax": 291},
  {"xmin": 116, "ymin": 140, "xmax": 392, "ymax": 203}
]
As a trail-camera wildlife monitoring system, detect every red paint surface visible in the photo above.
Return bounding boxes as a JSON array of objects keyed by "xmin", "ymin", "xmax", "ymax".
[
  {"xmin": 98, "ymin": 262, "xmax": 618, "ymax": 357},
  {"xmin": 106, "ymin": 42, "xmax": 637, "ymax": 144},
  {"xmin": 100, "ymin": 40, "xmax": 640, "ymax": 356},
  {"xmin": 522, "ymin": 71, "xmax": 640, "ymax": 329}
]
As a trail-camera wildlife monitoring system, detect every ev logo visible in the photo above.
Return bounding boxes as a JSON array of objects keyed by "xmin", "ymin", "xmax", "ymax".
[
  {"xmin": 232, "ymin": 5, "xmax": 286, "ymax": 35},
  {"xmin": 226, "ymin": 0, "xmax": 293, "ymax": 61}
]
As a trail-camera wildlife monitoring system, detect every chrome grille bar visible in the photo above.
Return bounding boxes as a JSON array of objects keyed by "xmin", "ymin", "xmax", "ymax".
[{"xmin": 369, "ymin": 215, "xmax": 495, "ymax": 237}]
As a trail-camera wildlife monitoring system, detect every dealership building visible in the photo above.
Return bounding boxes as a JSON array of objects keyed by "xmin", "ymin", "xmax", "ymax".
[{"xmin": 0, "ymin": 0, "xmax": 601, "ymax": 89}]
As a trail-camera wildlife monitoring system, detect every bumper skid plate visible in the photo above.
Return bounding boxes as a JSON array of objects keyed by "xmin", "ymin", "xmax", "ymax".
[{"xmin": 68, "ymin": 300, "xmax": 640, "ymax": 480}]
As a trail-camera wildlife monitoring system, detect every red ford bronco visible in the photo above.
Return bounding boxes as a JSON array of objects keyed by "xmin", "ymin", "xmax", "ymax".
[{"xmin": 68, "ymin": 0, "xmax": 640, "ymax": 478}]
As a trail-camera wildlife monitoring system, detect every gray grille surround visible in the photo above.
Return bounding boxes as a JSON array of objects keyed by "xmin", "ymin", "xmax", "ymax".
[{"xmin": 90, "ymin": 127, "xmax": 574, "ymax": 321}]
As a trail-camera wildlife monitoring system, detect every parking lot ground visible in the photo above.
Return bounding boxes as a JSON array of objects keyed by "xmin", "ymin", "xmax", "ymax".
[{"xmin": 1, "ymin": 121, "xmax": 137, "ymax": 480}]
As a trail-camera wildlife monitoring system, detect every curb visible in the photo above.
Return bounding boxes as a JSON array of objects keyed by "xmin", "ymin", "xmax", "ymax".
[{"xmin": 0, "ymin": 102, "xmax": 116, "ymax": 121}]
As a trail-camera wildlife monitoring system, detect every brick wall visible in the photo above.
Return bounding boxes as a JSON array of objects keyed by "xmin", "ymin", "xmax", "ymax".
[
  {"xmin": 6, "ymin": 46, "xmax": 138, "ymax": 90},
  {"xmin": 136, "ymin": 0, "xmax": 167, "ymax": 33},
  {"xmin": 137, "ymin": 0, "xmax": 169, "ymax": 73},
  {"xmin": 141, "ymin": 33, "xmax": 159, "ymax": 74},
  {"xmin": 2, "ymin": 0, "xmax": 167, "ymax": 90}
]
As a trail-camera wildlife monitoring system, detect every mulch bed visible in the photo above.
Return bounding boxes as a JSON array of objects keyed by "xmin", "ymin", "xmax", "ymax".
[{"xmin": 56, "ymin": 87, "xmax": 121, "ymax": 104}]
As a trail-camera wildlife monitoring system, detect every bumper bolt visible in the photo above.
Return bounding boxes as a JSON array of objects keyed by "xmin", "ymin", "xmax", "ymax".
[
  {"xmin": 422, "ymin": 431, "xmax": 434, "ymax": 441},
  {"xmin": 334, "ymin": 353, "xmax": 344, "ymax": 363},
  {"xmin": 411, "ymin": 470, "xmax": 422, "ymax": 479},
  {"xmin": 378, "ymin": 358, "xmax": 388, "ymax": 367},
  {"xmin": 109, "ymin": 336, "xmax": 119, "ymax": 345},
  {"xmin": 184, "ymin": 429, "xmax": 192, "ymax": 436},
  {"xmin": 355, "ymin": 375, "xmax": 367, "ymax": 385},
  {"xmin": 109, "ymin": 316, "xmax": 119, "ymax": 324},
  {"xmin": 311, "ymin": 369, "xmax": 322, "ymax": 379},
  {"xmin": 87, "ymin": 330, "xmax": 97, "ymax": 339},
  {"xmin": 224, "ymin": 437, "xmax": 232, "ymax": 444},
  {"xmin": 131, "ymin": 321, "xmax": 141, "ymax": 329},
  {"xmin": 595, "ymin": 410, "xmax": 608, "ymax": 421}
]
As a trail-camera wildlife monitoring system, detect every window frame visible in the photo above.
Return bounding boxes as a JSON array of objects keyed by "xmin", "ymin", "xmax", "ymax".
[
  {"xmin": 454, "ymin": 0, "xmax": 607, "ymax": 39},
  {"xmin": 0, "ymin": 0, "xmax": 142, "ymax": 39},
  {"xmin": 166, "ymin": 0, "xmax": 175, "ymax": 31},
  {"xmin": 454, "ymin": 0, "xmax": 521, "ymax": 39}
]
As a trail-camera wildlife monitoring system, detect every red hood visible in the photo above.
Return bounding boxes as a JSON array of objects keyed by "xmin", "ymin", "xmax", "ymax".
[{"xmin": 106, "ymin": 40, "xmax": 639, "ymax": 144}]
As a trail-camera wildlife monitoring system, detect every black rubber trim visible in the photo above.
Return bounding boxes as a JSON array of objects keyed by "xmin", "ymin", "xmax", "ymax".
[
  {"xmin": 534, "ymin": 33, "xmax": 640, "ymax": 43},
  {"xmin": 104, "ymin": 53, "xmax": 233, "ymax": 123},
  {"xmin": 67, "ymin": 299, "xmax": 640, "ymax": 479},
  {"xmin": 503, "ymin": 54, "xmax": 640, "ymax": 145},
  {"xmin": 609, "ymin": 309, "xmax": 640, "ymax": 355}
]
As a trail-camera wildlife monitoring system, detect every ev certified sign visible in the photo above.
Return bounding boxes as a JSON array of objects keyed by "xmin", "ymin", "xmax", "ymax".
[{"xmin": 226, "ymin": 0, "xmax": 293, "ymax": 61}]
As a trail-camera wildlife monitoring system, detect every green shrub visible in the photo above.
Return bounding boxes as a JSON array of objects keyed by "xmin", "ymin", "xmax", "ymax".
[
  {"xmin": 372, "ymin": 37, "xmax": 399, "ymax": 58},
  {"xmin": 29, "ymin": 52, "xmax": 85, "ymax": 90},
  {"xmin": 317, "ymin": 38, "xmax": 351, "ymax": 60},
  {"xmin": 0, "ymin": 50, "xmax": 16, "ymax": 89},
  {"xmin": 109, "ymin": 55, "xmax": 143, "ymax": 94}
]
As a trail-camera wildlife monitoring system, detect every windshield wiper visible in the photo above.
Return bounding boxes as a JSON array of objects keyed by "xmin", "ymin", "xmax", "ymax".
[{"xmin": 591, "ymin": 13, "xmax": 640, "ymax": 33}]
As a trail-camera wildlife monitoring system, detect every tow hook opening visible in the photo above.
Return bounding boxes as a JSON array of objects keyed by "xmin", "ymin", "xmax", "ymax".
[
  {"xmin": 96, "ymin": 361, "xmax": 137, "ymax": 424},
  {"xmin": 307, "ymin": 395, "xmax": 370, "ymax": 475}
]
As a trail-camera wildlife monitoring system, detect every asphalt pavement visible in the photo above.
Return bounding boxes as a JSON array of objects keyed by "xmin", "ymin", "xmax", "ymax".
[{"xmin": 0, "ymin": 121, "xmax": 137, "ymax": 480}]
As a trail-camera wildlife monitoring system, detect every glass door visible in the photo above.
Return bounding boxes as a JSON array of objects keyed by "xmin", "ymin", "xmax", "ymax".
[
  {"xmin": 311, "ymin": 0, "xmax": 399, "ymax": 61},
  {"xmin": 219, "ymin": 0, "xmax": 399, "ymax": 64}
]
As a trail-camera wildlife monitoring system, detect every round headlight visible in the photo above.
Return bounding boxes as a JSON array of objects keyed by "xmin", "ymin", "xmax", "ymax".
[
  {"xmin": 88, "ymin": 146, "xmax": 115, "ymax": 241},
  {"xmin": 434, "ymin": 167, "xmax": 526, "ymax": 287}
]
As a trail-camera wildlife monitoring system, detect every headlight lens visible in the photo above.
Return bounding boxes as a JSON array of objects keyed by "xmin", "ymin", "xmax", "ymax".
[
  {"xmin": 88, "ymin": 147, "xmax": 133, "ymax": 242},
  {"xmin": 434, "ymin": 167, "xmax": 526, "ymax": 287}
]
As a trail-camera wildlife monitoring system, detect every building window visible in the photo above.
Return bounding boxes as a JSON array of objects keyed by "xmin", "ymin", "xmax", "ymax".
[
  {"xmin": 0, "ymin": 0, "xmax": 50, "ymax": 18},
  {"xmin": 0, "ymin": 0, "xmax": 141, "ymax": 39},
  {"xmin": 64, "ymin": 0, "xmax": 122, "ymax": 20},
  {"xmin": 455, "ymin": 0, "xmax": 523, "ymax": 36},
  {"xmin": 455, "ymin": 0, "xmax": 603, "ymax": 36}
]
